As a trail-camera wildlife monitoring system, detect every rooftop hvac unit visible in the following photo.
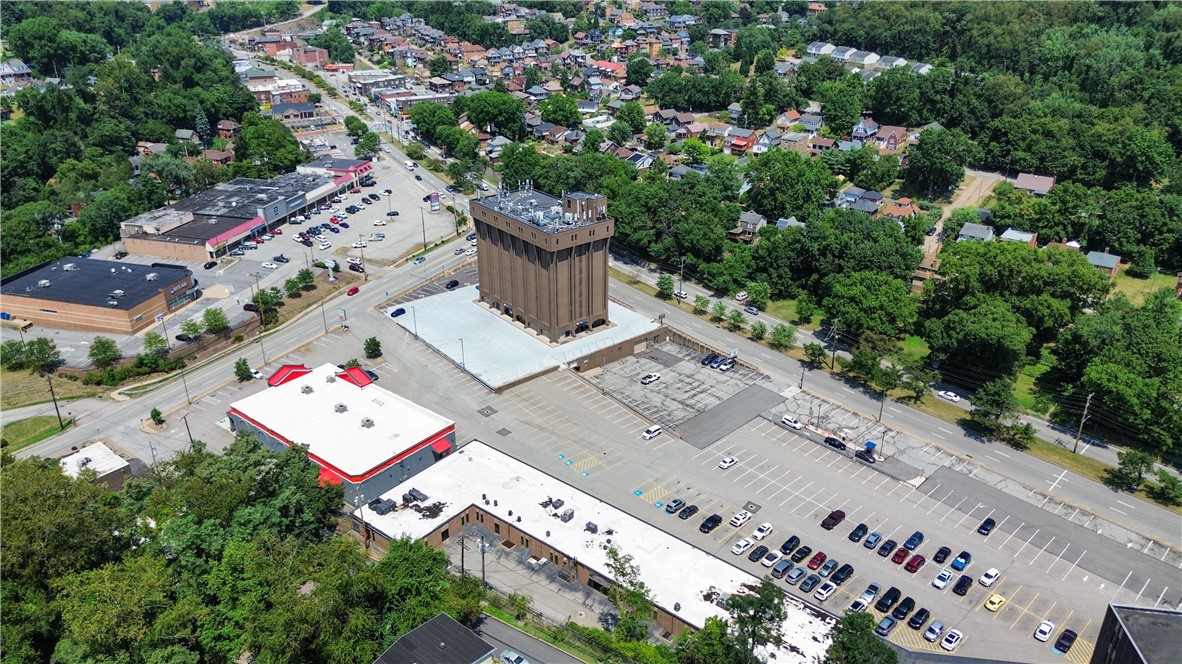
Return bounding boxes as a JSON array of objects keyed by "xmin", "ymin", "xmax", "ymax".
[
  {"xmin": 334, "ymin": 403, "xmax": 347, "ymax": 413},
  {"xmin": 107, "ymin": 300, "xmax": 119, "ymax": 307},
  {"xmin": 63, "ymin": 263, "xmax": 78, "ymax": 271},
  {"xmin": 145, "ymin": 273, "xmax": 159, "ymax": 281},
  {"xmin": 300, "ymin": 385, "xmax": 314, "ymax": 394},
  {"xmin": 112, "ymin": 290, "xmax": 125, "ymax": 297},
  {"xmin": 560, "ymin": 508, "xmax": 574, "ymax": 523},
  {"xmin": 79, "ymin": 457, "xmax": 92, "ymax": 467},
  {"xmin": 360, "ymin": 417, "xmax": 374, "ymax": 428},
  {"xmin": 37, "ymin": 280, "xmax": 51, "ymax": 288},
  {"xmin": 325, "ymin": 375, "xmax": 336, "ymax": 383}
]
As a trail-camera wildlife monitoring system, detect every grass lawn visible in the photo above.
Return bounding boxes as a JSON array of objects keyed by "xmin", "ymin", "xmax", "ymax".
[
  {"xmin": 762, "ymin": 299, "xmax": 821, "ymax": 330},
  {"xmin": 0, "ymin": 367, "xmax": 101, "ymax": 410},
  {"xmin": 1111, "ymin": 268, "xmax": 1177, "ymax": 305},
  {"xmin": 2, "ymin": 415, "xmax": 73, "ymax": 452},
  {"xmin": 609, "ymin": 266, "xmax": 659, "ymax": 297},
  {"xmin": 897, "ymin": 335, "xmax": 930, "ymax": 365},
  {"xmin": 482, "ymin": 608, "xmax": 596, "ymax": 663}
]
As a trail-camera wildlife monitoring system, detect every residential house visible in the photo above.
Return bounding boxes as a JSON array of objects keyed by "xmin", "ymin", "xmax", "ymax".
[
  {"xmin": 860, "ymin": 190, "xmax": 884, "ymax": 207},
  {"xmin": 875, "ymin": 125, "xmax": 908, "ymax": 151},
  {"xmin": 619, "ymin": 84, "xmax": 642, "ymax": 101},
  {"xmin": 752, "ymin": 128, "xmax": 782, "ymax": 155},
  {"xmin": 291, "ymin": 45, "xmax": 329, "ymax": 68},
  {"xmin": 808, "ymin": 2, "xmax": 828, "ymax": 15},
  {"xmin": 625, "ymin": 152, "xmax": 654, "ymax": 170},
  {"xmin": 806, "ymin": 42, "xmax": 835, "ymax": 57},
  {"xmin": 653, "ymin": 108, "xmax": 678, "ymax": 125},
  {"xmin": 799, "ymin": 113, "xmax": 823, "ymax": 135},
  {"xmin": 836, "ymin": 140, "xmax": 861, "ymax": 152},
  {"xmin": 727, "ymin": 128, "xmax": 756, "ymax": 154},
  {"xmin": 1014, "ymin": 172, "xmax": 1056, "ymax": 197},
  {"xmin": 910, "ymin": 62, "xmax": 933, "ymax": 75},
  {"xmin": 175, "ymin": 129, "xmax": 198, "ymax": 144},
  {"xmin": 728, "ymin": 210, "xmax": 767, "ymax": 243},
  {"xmin": 135, "ymin": 141, "xmax": 170, "ymax": 156},
  {"xmin": 911, "ymin": 255, "xmax": 942, "ymax": 293},
  {"xmin": 1086, "ymin": 251, "xmax": 1121, "ymax": 278},
  {"xmin": 639, "ymin": 2, "xmax": 668, "ymax": 20},
  {"xmin": 578, "ymin": 99, "xmax": 599, "ymax": 115},
  {"xmin": 999, "ymin": 228, "xmax": 1038, "ymax": 246},
  {"xmin": 727, "ymin": 102, "xmax": 743, "ymax": 122},
  {"xmin": 861, "ymin": 70, "xmax": 880, "ymax": 84},
  {"xmin": 774, "ymin": 62, "xmax": 796, "ymax": 78},
  {"xmin": 216, "ymin": 119, "xmax": 241, "ymax": 140},
  {"xmin": 371, "ymin": 613, "xmax": 494, "ymax": 664},
  {"xmin": 0, "ymin": 58, "xmax": 33, "ymax": 87},
  {"xmin": 852, "ymin": 118, "xmax": 879, "ymax": 141},
  {"xmin": 669, "ymin": 163, "xmax": 708, "ymax": 180},
  {"xmin": 270, "ymin": 102, "xmax": 316, "ymax": 121},
  {"xmin": 240, "ymin": 66, "xmax": 277, "ymax": 83},
  {"xmin": 708, "ymin": 28, "xmax": 736, "ymax": 49},
  {"xmin": 876, "ymin": 55, "xmax": 908, "ymax": 70},
  {"xmin": 776, "ymin": 216, "xmax": 805, "ymax": 230},
  {"xmin": 809, "ymin": 136, "xmax": 835, "ymax": 153},
  {"xmin": 201, "ymin": 148, "xmax": 234, "ymax": 167},
  {"xmin": 879, "ymin": 199, "xmax": 920, "ymax": 221},
  {"xmin": 957, "ymin": 223, "xmax": 995, "ymax": 242},
  {"xmin": 776, "ymin": 110, "xmax": 802, "ymax": 128},
  {"xmin": 839, "ymin": 186, "xmax": 866, "ymax": 206},
  {"xmin": 526, "ymin": 85, "xmax": 549, "ymax": 101},
  {"xmin": 849, "ymin": 51, "xmax": 880, "ymax": 67},
  {"xmin": 830, "ymin": 46, "xmax": 856, "ymax": 62},
  {"xmin": 851, "ymin": 200, "xmax": 879, "ymax": 216}
]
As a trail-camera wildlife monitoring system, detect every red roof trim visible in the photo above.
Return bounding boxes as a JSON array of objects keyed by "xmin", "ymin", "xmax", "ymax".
[
  {"xmin": 268, "ymin": 364, "xmax": 312, "ymax": 387},
  {"xmin": 336, "ymin": 367, "xmax": 373, "ymax": 387}
]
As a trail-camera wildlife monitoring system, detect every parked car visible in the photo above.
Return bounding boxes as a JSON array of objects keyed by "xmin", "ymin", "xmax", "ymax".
[
  {"xmin": 874, "ymin": 616, "xmax": 897, "ymax": 637},
  {"xmin": 924, "ymin": 620, "xmax": 945, "ymax": 642},
  {"xmin": 1053, "ymin": 629, "xmax": 1078, "ymax": 654},
  {"xmin": 979, "ymin": 568, "xmax": 1000, "ymax": 587},
  {"xmin": 729, "ymin": 510, "xmax": 752, "ymax": 527},
  {"xmin": 771, "ymin": 559, "xmax": 794, "ymax": 579},
  {"xmin": 951, "ymin": 551, "xmax": 972, "ymax": 571},
  {"xmin": 933, "ymin": 546, "xmax": 952, "ymax": 564},
  {"xmin": 878, "ymin": 540, "xmax": 897, "ymax": 557},
  {"xmin": 784, "ymin": 567, "xmax": 807, "ymax": 585},
  {"xmin": 789, "ymin": 546, "xmax": 812, "ymax": 564},
  {"xmin": 824, "ymin": 436, "xmax": 847, "ymax": 451},
  {"xmin": 273, "ymin": 255, "xmax": 290, "ymax": 263},
  {"xmin": 781, "ymin": 415, "xmax": 803, "ymax": 430},
  {"xmin": 818, "ymin": 558, "xmax": 838, "ymax": 577},
  {"xmin": 500, "ymin": 650, "xmax": 529, "ymax": 664},
  {"xmin": 820, "ymin": 510, "xmax": 846, "ymax": 530},
  {"xmin": 752, "ymin": 522, "xmax": 774, "ymax": 541},
  {"xmin": 984, "ymin": 593, "xmax": 1006, "ymax": 612},
  {"xmin": 114, "ymin": 251, "xmax": 129, "ymax": 259},
  {"xmin": 1034, "ymin": 620, "xmax": 1055, "ymax": 642},
  {"xmin": 640, "ymin": 372, "xmax": 661, "ymax": 385},
  {"xmin": 203, "ymin": 261, "xmax": 218, "ymax": 270},
  {"xmin": 779, "ymin": 536, "xmax": 800, "ymax": 555},
  {"xmin": 677, "ymin": 504, "xmax": 699, "ymax": 520},
  {"xmin": 243, "ymin": 303, "xmax": 258, "ymax": 312},
  {"xmin": 718, "ymin": 358, "xmax": 735, "ymax": 371},
  {"xmin": 701, "ymin": 352, "xmax": 719, "ymax": 366},
  {"xmin": 908, "ymin": 607, "xmax": 931, "ymax": 630},
  {"xmin": 858, "ymin": 583, "xmax": 881, "ymax": 604},
  {"xmin": 904, "ymin": 531, "xmax": 925, "ymax": 551},
  {"xmin": 874, "ymin": 587, "xmax": 901, "ymax": 612},
  {"xmin": 731, "ymin": 538, "xmax": 754, "ymax": 556},
  {"xmin": 261, "ymin": 262, "xmax": 279, "ymax": 270},
  {"xmin": 953, "ymin": 575, "xmax": 973, "ymax": 596},
  {"xmin": 747, "ymin": 545, "xmax": 769, "ymax": 563},
  {"xmin": 863, "ymin": 532, "xmax": 882, "ymax": 549},
  {"xmin": 814, "ymin": 581, "xmax": 837, "ymax": 602},
  {"xmin": 848, "ymin": 523, "xmax": 868, "ymax": 542},
  {"xmin": 799, "ymin": 574, "xmax": 822, "ymax": 593},
  {"xmin": 940, "ymin": 629, "xmax": 964, "ymax": 652},
  {"xmin": 854, "ymin": 449, "xmax": 876, "ymax": 464},
  {"xmin": 807, "ymin": 551, "xmax": 827, "ymax": 570},
  {"xmin": 891, "ymin": 597, "xmax": 916, "ymax": 621},
  {"xmin": 390, "ymin": 307, "xmax": 406, "ymax": 318},
  {"xmin": 718, "ymin": 456, "xmax": 738, "ymax": 469},
  {"xmin": 699, "ymin": 514, "xmax": 722, "ymax": 533},
  {"xmin": 932, "ymin": 568, "xmax": 954, "ymax": 590},
  {"xmin": 444, "ymin": 279, "xmax": 460, "ymax": 290},
  {"xmin": 664, "ymin": 499, "xmax": 685, "ymax": 514},
  {"xmin": 891, "ymin": 548, "xmax": 909, "ymax": 565},
  {"xmin": 905, "ymin": 555, "xmax": 926, "ymax": 573},
  {"xmin": 977, "ymin": 518, "xmax": 996, "ymax": 535},
  {"xmin": 831, "ymin": 563, "xmax": 854, "ymax": 585},
  {"xmin": 760, "ymin": 551, "xmax": 781, "ymax": 568}
]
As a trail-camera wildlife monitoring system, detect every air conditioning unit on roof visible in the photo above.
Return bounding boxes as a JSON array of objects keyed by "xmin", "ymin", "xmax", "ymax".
[{"xmin": 334, "ymin": 403, "xmax": 347, "ymax": 413}]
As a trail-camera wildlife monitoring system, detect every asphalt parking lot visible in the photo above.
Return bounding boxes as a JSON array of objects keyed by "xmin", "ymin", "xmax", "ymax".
[{"xmin": 346, "ymin": 334, "xmax": 1170, "ymax": 663}]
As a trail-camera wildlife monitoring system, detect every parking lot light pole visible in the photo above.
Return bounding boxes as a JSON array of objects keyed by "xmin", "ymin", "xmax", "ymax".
[
  {"xmin": 420, "ymin": 208, "xmax": 427, "ymax": 252},
  {"xmin": 358, "ymin": 237, "xmax": 368, "ymax": 281},
  {"xmin": 459, "ymin": 338, "xmax": 465, "ymax": 370}
]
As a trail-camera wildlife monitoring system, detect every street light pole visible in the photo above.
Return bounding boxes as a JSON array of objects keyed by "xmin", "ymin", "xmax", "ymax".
[
  {"xmin": 179, "ymin": 360, "xmax": 193, "ymax": 404},
  {"xmin": 358, "ymin": 236, "xmax": 368, "ymax": 281},
  {"xmin": 319, "ymin": 301, "xmax": 329, "ymax": 334},
  {"xmin": 459, "ymin": 338, "xmax": 465, "ymax": 370},
  {"xmin": 1072, "ymin": 393, "xmax": 1095, "ymax": 454},
  {"xmin": 44, "ymin": 373, "xmax": 65, "ymax": 430},
  {"xmin": 420, "ymin": 208, "xmax": 427, "ymax": 252},
  {"xmin": 182, "ymin": 412, "xmax": 194, "ymax": 445},
  {"xmin": 410, "ymin": 306, "xmax": 419, "ymax": 338}
]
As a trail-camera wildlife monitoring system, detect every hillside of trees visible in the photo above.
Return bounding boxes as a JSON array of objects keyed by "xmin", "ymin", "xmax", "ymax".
[{"xmin": 0, "ymin": 1, "xmax": 308, "ymax": 277}]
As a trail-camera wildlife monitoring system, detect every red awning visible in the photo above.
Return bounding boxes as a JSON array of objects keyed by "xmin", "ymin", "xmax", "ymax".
[
  {"xmin": 318, "ymin": 466, "xmax": 343, "ymax": 485},
  {"xmin": 431, "ymin": 439, "xmax": 451, "ymax": 454}
]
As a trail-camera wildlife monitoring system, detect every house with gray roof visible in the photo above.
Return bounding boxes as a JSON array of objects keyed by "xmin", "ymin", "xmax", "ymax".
[
  {"xmin": 957, "ymin": 223, "xmax": 995, "ymax": 243},
  {"xmin": 1086, "ymin": 251, "xmax": 1121, "ymax": 278}
]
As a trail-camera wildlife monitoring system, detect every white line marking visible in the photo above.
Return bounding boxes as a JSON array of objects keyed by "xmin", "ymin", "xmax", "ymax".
[
  {"xmin": 937, "ymin": 427, "xmax": 956, "ymax": 435},
  {"xmin": 1115, "ymin": 500, "xmax": 1137, "ymax": 510}
]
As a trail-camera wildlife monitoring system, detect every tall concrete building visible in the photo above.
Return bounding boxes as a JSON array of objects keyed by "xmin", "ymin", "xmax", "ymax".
[{"xmin": 470, "ymin": 184, "xmax": 614, "ymax": 342}]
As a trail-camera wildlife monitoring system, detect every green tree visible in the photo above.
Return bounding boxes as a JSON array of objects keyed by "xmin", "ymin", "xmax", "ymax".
[
  {"xmin": 745, "ymin": 149, "xmax": 836, "ymax": 223},
  {"xmin": 656, "ymin": 274, "xmax": 675, "ymax": 299},
  {"xmin": 818, "ymin": 77, "xmax": 863, "ymax": 136},
  {"xmin": 539, "ymin": 94, "xmax": 580, "ymax": 127},
  {"xmin": 794, "ymin": 295, "xmax": 818, "ymax": 324},
  {"xmin": 750, "ymin": 320, "xmax": 767, "ymax": 341},
  {"xmin": 617, "ymin": 102, "xmax": 647, "ymax": 134},
  {"xmin": 826, "ymin": 611, "xmax": 898, "ymax": 664},
  {"xmin": 970, "ymin": 378, "xmax": 1018, "ymax": 433},
  {"xmin": 693, "ymin": 294, "xmax": 710, "ymax": 314},
  {"xmin": 583, "ymin": 128, "xmax": 605, "ymax": 153},
  {"xmin": 363, "ymin": 337, "xmax": 382, "ymax": 359},
  {"xmin": 234, "ymin": 112, "xmax": 309, "ymax": 177},
  {"xmin": 428, "ymin": 53, "xmax": 451, "ymax": 77},
  {"xmin": 344, "ymin": 115, "xmax": 367, "ymax": 138},
  {"xmin": 822, "ymin": 272, "xmax": 917, "ymax": 338},
  {"xmin": 682, "ymin": 138, "xmax": 710, "ymax": 165},
  {"xmin": 804, "ymin": 342, "xmax": 827, "ymax": 366},
  {"xmin": 405, "ymin": 142, "xmax": 426, "ymax": 160},
  {"xmin": 608, "ymin": 120, "xmax": 634, "ymax": 145},
  {"xmin": 724, "ymin": 576, "xmax": 787, "ymax": 655},
  {"xmin": 355, "ymin": 132, "xmax": 380, "ymax": 160},
  {"xmin": 202, "ymin": 307, "xmax": 230, "ymax": 335},
  {"xmin": 24, "ymin": 337, "xmax": 61, "ymax": 374},
  {"xmin": 143, "ymin": 331, "xmax": 168, "ymax": 356},
  {"xmin": 408, "ymin": 102, "xmax": 458, "ymax": 145},
  {"xmin": 462, "ymin": 91, "xmax": 525, "ymax": 140},
  {"xmin": 644, "ymin": 123, "xmax": 668, "ymax": 150},
  {"xmin": 1149, "ymin": 470, "xmax": 1182, "ymax": 506},
  {"xmin": 924, "ymin": 298, "xmax": 1032, "ymax": 378},
  {"xmin": 675, "ymin": 616, "xmax": 745, "ymax": 664},
  {"xmin": 179, "ymin": 319, "xmax": 203, "ymax": 341},
  {"xmin": 768, "ymin": 324, "xmax": 797, "ymax": 350},
  {"xmin": 710, "ymin": 300, "xmax": 728, "ymax": 321},
  {"xmin": 1000, "ymin": 422, "xmax": 1037, "ymax": 450},
  {"xmin": 307, "ymin": 27, "xmax": 355, "ymax": 64},
  {"xmin": 905, "ymin": 127, "xmax": 977, "ymax": 197},
  {"xmin": 754, "ymin": 49, "xmax": 776, "ymax": 75},
  {"xmin": 744, "ymin": 282, "xmax": 771, "ymax": 310},
  {"xmin": 626, "ymin": 56, "xmax": 654, "ymax": 87},
  {"xmin": 283, "ymin": 278, "xmax": 302, "ymax": 298},
  {"xmin": 725, "ymin": 309, "xmax": 747, "ymax": 332},
  {"xmin": 1114, "ymin": 450, "xmax": 1157, "ymax": 490},
  {"xmin": 296, "ymin": 268, "xmax": 316, "ymax": 290},
  {"xmin": 604, "ymin": 546, "xmax": 654, "ymax": 641},
  {"xmin": 149, "ymin": 407, "xmax": 164, "ymax": 425},
  {"xmin": 88, "ymin": 336, "xmax": 120, "ymax": 368},
  {"xmin": 234, "ymin": 357, "xmax": 252, "ymax": 381}
]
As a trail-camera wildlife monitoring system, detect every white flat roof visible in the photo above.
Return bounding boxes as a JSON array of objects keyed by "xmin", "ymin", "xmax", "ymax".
[
  {"xmin": 60, "ymin": 442, "xmax": 128, "ymax": 478},
  {"xmin": 386, "ymin": 286, "xmax": 662, "ymax": 390},
  {"xmin": 356, "ymin": 441, "xmax": 833, "ymax": 661},
  {"xmin": 229, "ymin": 363, "xmax": 454, "ymax": 477}
]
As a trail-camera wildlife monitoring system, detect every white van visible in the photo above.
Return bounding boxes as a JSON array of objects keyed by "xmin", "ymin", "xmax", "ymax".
[
  {"xmin": 404, "ymin": 160, "xmax": 417, "ymax": 170},
  {"xmin": 642, "ymin": 425, "xmax": 662, "ymax": 440}
]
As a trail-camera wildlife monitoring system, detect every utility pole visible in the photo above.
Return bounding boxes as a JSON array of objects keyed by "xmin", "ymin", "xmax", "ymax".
[
  {"xmin": 358, "ymin": 237, "xmax": 368, "ymax": 281},
  {"xmin": 1072, "ymin": 393, "xmax": 1095, "ymax": 454},
  {"xmin": 459, "ymin": 535, "xmax": 466, "ymax": 575},
  {"xmin": 420, "ymin": 208, "xmax": 428, "ymax": 252},
  {"xmin": 182, "ymin": 413, "xmax": 194, "ymax": 445},
  {"xmin": 829, "ymin": 319, "xmax": 841, "ymax": 371},
  {"xmin": 44, "ymin": 373, "xmax": 65, "ymax": 430},
  {"xmin": 678, "ymin": 256, "xmax": 685, "ymax": 293},
  {"xmin": 799, "ymin": 364, "xmax": 806, "ymax": 389}
]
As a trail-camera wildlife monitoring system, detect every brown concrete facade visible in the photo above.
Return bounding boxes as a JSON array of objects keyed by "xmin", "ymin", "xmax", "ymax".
[
  {"xmin": 472, "ymin": 191, "xmax": 614, "ymax": 342},
  {"xmin": 0, "ymin": 272, "xmax": 194, "ymax": 335},
  {"xmin": 121, "ymin": 236, "xmax": 211, "ymax": 262},
  {"xmin": 353, "ymin": 503, "xmax": 695, "ymax": 638}
]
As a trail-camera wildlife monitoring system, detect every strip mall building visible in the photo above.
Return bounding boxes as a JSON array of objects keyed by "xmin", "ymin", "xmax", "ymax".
[{"xmin": 227, "ymin": 363, "xmax": 455, "ymax": 505}]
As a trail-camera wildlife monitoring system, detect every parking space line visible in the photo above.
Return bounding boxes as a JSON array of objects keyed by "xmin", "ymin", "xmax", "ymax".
[
  {"xmin": 767, "ymin": 476, "xmax": 801, "ymax": 501},
  {"xmin": 1029, "ymin": 536, "xmax": 1057, "ymax": 566},
  {"xmin": 1009, "ymin": 591, "xmax": 1038, "ymax": 629},
  {"xmin": 1061, "ymin": 550, "xmax": 1087, "ymax": 581},
  {"xmin": 779, "ymin": 481, "xmax": 813, "ymax": 507},
  {"xmin": 954, "ymin": 503, "xmax": 984, "ymax": 528},
  {"xmin": 1000, "ymin": 522, "xmax": 1025, "ymax": 548},
  {"xmin": 745, "ymin": 465, "xmax": 779, "ymax": 488},
  {"xmin": 1015, "ymin": 528, "xmax": 1040, "ymax": 557},
  {"xmin": 1044, "ymin": 542, "xmax": 1071, "ymax": 574}
]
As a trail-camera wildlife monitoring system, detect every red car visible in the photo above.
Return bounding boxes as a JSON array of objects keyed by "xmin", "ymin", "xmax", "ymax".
[
  {"xmin": 331, "ymin": 217, "xmax": 341, "ymax": 224},
  {"xmin": 904, "ymin": 554, "xmax": 926, "ymax": 573},
  {"xmin": 891, "ymin": 548, "xmax": 909, "ymax": 565},
  {"xmin": 346, "ymin": 286, "xmax": 360, "ymax": 296},
  {"xmin": 807, "ymin": 551, "xmax": 827, "ymax": 570},
  {"xmin": 272, "ymin": 228, "xmax": 283, "ymax": 234}
]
